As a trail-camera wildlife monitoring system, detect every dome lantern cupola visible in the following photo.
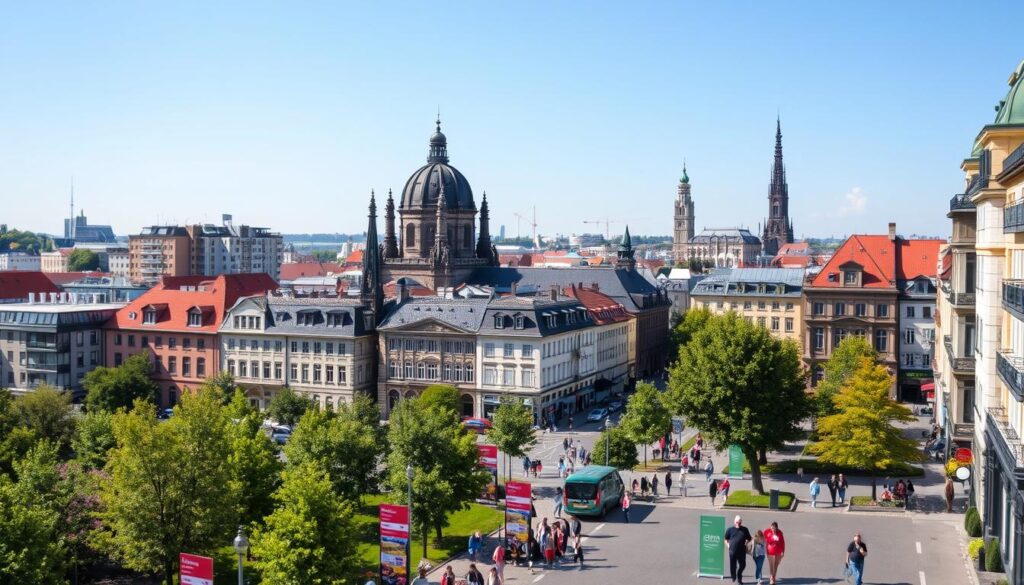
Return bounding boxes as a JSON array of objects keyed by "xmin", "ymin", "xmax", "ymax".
[{"xmin": 428, "ymin": 117, "xmax": 449, "ymax": 163}]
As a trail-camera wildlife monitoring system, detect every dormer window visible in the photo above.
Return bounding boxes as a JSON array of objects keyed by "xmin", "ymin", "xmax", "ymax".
[
  {"xmin": 844, "ymin": 271, "xmax": 857, "ymax": 285},
  {"xmin": 296, "ymin": 310, "xmax": 320, "ymax": 326},
  {"xmin": 494, "ymin": 314, "xmax": 505, "ymax": 329},
  {"xmin": 327, "ymin": 311, "xmax": 347, "ymax": 327},
  {"xmin": 143, "ymin": 309, "xmax": 157, "ymax": 324},
  {"xmin": 187, "ymin": 309, "xmax": 203, "ymax": 327}
]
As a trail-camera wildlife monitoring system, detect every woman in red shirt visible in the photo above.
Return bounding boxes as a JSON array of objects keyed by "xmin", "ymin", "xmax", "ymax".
[{"xmin": 764, "ymin": 521, "xmax": 786, "ymax": 585}]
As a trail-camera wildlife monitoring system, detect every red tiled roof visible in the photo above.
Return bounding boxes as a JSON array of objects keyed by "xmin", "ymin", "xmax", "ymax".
[
  {"xmin": 345, "ymin": 250, "xmax": 363, "ymax": 265},
  {"xmin": 106, "ymin": 273, "xmax": 278, "ymax": 333},
  {"xmin": 499, "ymin": 254, "xmax": 532, "ymax": 267},
  {"xmin": 563, "ymin": 285, "xmax": 632, "ymax": 325},
  {"xmin": 0, "ymin": 271, "xmax": 61, "ymax": 300},
  {"xmin": 775, "ymin": 242, "xmax": 810, "ymax": 256},
  {"xmin": 383, "ymin": 280, "xmax": 435, "ymax": 298},
  {"xmin": 896, "ymin": 239, "xmax": 941, "ymax": 280},
  {"xmin": 280, "ymin": 262, "xmax": 345, "ymax": 281}
]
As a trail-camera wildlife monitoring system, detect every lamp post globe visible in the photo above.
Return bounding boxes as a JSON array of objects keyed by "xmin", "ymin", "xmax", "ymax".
[{"xmin": 233, "ymin": 525, "xmax": 248, "ymax": 585}]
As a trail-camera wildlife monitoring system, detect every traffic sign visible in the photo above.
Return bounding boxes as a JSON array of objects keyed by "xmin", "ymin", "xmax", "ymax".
[{"xmin": 180, "ymin": 553, "xmax": 213, "ymax": 585}]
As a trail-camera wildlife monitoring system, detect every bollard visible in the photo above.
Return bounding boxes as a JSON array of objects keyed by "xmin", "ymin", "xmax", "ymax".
[{"xmin": 978, "ymin": 545, "xmax": 986, "ymax": 570}]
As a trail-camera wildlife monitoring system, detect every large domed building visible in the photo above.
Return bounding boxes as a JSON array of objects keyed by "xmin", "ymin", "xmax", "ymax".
[{"xmin": 362, "ymin": 119, "xmax": 498, "ymax": 292}]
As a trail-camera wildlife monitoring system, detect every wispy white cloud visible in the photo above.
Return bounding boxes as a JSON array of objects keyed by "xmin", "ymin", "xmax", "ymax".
[{"xmin": 838, "ymin": 187, "xmax": 867, "ymax": 216}]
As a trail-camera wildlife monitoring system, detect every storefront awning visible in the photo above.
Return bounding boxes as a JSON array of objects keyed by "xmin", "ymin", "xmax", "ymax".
[{"xmin": 921, "ymin": 382, "xmax": 935, "ymax": 391}]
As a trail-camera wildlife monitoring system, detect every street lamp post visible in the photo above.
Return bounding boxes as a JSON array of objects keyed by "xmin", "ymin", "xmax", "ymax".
[
  {"xmin": 405, "ymin": 464, "xmax": 414, "ymax": 583},
  {"xmin": 233, "ymin": 526, "xmax": 248, "ymax": 585},
  {"xmin": 605, "ymin": 417, "xmax": 612, "ymax": 465}
]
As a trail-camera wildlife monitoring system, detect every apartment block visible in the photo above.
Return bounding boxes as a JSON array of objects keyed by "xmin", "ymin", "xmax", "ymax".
[
  {"xmin": 690, "ymin": 267, "xmax": 805, "ymax": 346},
  {"xmin": 0, "ymin": 252, "xmax": 41, "ymax": 271}
]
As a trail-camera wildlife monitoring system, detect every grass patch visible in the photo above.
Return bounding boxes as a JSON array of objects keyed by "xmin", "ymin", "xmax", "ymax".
[
  {"xmin": 724, "ymin": 489, "xmax": 794, "ymax": 509},
  {"xmin": 680, "ymin": 434, "xmax": 697, "ymax": 454},
  {"xmin": 763, "ymin": 459, "xmax": 924, "ymax": 477},
  {"xmin": 354, "ymin": 494, "xmax": 503, "ymax": 579},
  {"xmin": 849, "ymin": 495, "xmax": 904, "ymax": 508},
  {"xmin": 632, "ymin": 462, "xmax": 670, "ymax": 472}
]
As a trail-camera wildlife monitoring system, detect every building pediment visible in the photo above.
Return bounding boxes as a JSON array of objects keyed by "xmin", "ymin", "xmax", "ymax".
[{"xmin": 383, "ymin": 317, "xmax": 474, "ymax": 335}]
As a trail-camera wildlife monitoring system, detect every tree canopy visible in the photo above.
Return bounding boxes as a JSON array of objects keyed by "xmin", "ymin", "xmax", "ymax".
[
  {"xmin": 266, "ymin": 387, "xmax": 311, "ymax": 427},
  {"xmin": 66, "ymin": 249, "xmax": 100, "ymax": 271},
  {"xmin": 72, "ymin": 410, "xmax": 116, "ymax": 470},
  {"xmin": 10, "ymin": 385, "xmax": 76, "ymax": 454},
  {"xmin": 666, "ymin": 312, "xmax": 809, "ymax": 493},
  {"xmin": 668, "ymin": 307, "xmax": 713, "ymax": 364},
  {"xmin": 486, "ymin": 396, "xmax": 536, "ymax": 479},
  {"xmin": 0, "ymin": 226, "xmax": 53, "ymax": 254},
  {"xmin": 810, "ymin": 358, "xmax": 924, "ymax": 499},
  {"xmin": 83, "ymin": 352, "xmax": 159, "ymax": 413},
  {"xmin": 592, "ymin": 426, "xmax": 639, "ymax": 469},
  {"xmin": 813, "ymin": 336, "xmax": 877, "ymax": 419},
  {"xmin": 419, "ymin": 384, "xmax": 461, "ymax": 413},
  {"xmin": 620, "ymin": 382, "xmax": 671, "ymax": 465}
]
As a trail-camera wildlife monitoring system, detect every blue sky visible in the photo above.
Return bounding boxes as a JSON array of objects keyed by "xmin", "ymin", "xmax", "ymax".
[{"xmin": 2, "ymin": 2, "xmax": 1022, "ymax": 240}]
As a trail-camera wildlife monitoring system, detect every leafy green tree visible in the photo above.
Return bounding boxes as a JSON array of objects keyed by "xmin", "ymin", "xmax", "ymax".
[
  {"xmin": 200, "ymin": 371, "xmax": 239, "ymax": 403},
  {"xmin": 592, "ymin": 426, "xmax": 639, "ymax": 469},
  {"xmin": 84, "ymin": 352, "xmax": 159, "ymax": 412},
  {"xmin": 0, "ymin": 227, "xmax": 52, "ymax": 255},
  {"xmin": 96, "ymin": 391, "xmax": 237, "ymax": 585},
  {"xmin": 0, "ymin": 388, "xmax": 39, "ymax": 476},
  {"xmin": 386, "ymin": 398, "xmax": 488, "ymax": 553},
  {"xmin": 668, "ymin": 307, "xmax": 713, "ymax": 364},
  {"xmin": 12, "ymin": 385, "xmax": 76, "ymax": 454},
  {"xmin": 225, "ymin": 390, "xmax": 282, "ymax": 527},
  {"xmin": 620, "ymin": 382, "xmax": 671, "ymax": 466},
  {"xmin": 310, "ymin": 249, "xmax": 339, "ymax": 263},
  {"xmin": 419, "ymin": 384, "xmax": 461, "ymax": 413},
  {"xmin": 284, "ymin": 402, "xmax": 382, "ymax": 502},
  {"xmin": 250, "ymin": 462, "xmax": 357, "ymax": 585},
  {"xmin": 0, "ymin": 477, "xmax": 64, "ymax": 584},
  {"xmin": 487, "ymin": 396, "xmax": 537, "ymax": 480},
  {"xmin": 66, "ymin": 249, "xmax": 100, "ymax": 271},
  {"xmin": 266, "ymin": 386, "xmax": 311, "ymax": 427},
  {"xmin": 810, "ymin": 359, "xmax": 924, "ymax": 499},
  {"xmin": 73, "ymin": 410, "xmax": 116, "ymax": 470},
  {"xmin": 666, "ymin": 312, "xmax": 809, "ymax": 494},
  {"xmin": 349, "ymin": 393, "xmax": 385, "ymax": 446},
  {"xmin": 813, "ymin": 336, "xmax": 877, "ymax": 419}
]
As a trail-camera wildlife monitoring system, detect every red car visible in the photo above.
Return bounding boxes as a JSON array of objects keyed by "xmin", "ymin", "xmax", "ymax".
[{"xmin": 462, "ymin": 417, "xmax": 493, "ymax": 434}]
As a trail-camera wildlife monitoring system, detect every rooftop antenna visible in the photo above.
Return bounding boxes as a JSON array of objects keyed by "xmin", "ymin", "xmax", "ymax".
[{"xmin": 69, "ymin": 176, "xmax": 75, "ymax": 239}]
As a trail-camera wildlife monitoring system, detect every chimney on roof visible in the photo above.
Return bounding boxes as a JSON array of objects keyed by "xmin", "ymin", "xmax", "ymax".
[
  {"xmin": 510, "ymin": 282, "xmax": 518, "ymax": 296},
  {"xmin": 549, "ymin": 285, "xmax": 558, "ymax": 301},
  {"xmin": 27, "ymin": 292, "xmax": 34, "ymax": 304},
  {"xmin": 396, "ymin": 281, "xmax": 409, "ymax": 303},
  {"xmin": 888, "ymin": 222, "xmax": 897, "ymax": 242},
  {"xmin": 591, "ymin": 282, "xmax": 599, "ymax": 291}
]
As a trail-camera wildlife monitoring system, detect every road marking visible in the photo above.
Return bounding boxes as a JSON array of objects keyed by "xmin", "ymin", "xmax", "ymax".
[
  {"xmin": 919, "ymin": 570, "xmax": 926, "ymax": 585},
  {"xmin": 593, "ymin": 523, "xmax": 605, "ymax": 533},
  {"xmin": 532, "ymin": 574, "xmax": 546, "ymax": 583},
  {"xmin": 916, "ymin": 541, "xmax": 922, "ymax": 554}
]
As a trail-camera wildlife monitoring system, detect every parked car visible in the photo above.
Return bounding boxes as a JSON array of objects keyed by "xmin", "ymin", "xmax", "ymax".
[
  {"xmin": 919, "ymin": 405, "xmax": 934, "ymax": 416},
  {"xmin": 271, "ymin": 427, "xmax": 292, "ymax": 445},
  {"xmin": 587, "ymin": 408, "xmax": 610, "ymax": 422},
  {"xmin": 157, "ymin": 408, "xmax": 174, "ymax": 420},
  {"xmin": 461, "ymin": 417, "xmax": 493, "ymax": 434},
  {"xmin": 607, "ymin": 400, "xmax": 624, "ymax": 412}
]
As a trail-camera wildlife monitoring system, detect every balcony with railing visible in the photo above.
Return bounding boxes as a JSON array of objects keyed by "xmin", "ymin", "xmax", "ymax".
[
  {"xmin": 1005, "ymin": 200, "xmax": 1024, "ymax": 233},
  {"xmin": 26, "ymin": 339, "xmax": 69, "ymax": 352},
  {"xmin": 949, "ymin": 193, "xmax": 976, "ymax": 213},
  {"xmin": 998, "ymin": 350, "xmax": 1024, "ymax": 402},
  {"xmin": 1004, "ymin": 280, "xmax": 1024, "ymax": 321},
  {"xmin": 986, "ymin": 407, "xmax": 1024, "ymax": 480},
  {"xmin": 999, "ymin": 141, "xmax": 1024, "ymax": 181},
  {"xmin": 944, "ymin": 335, "xmax": 974, "ymax": 373},
  {"xmin": 946, "ymin": 288, "xmax": 976, "ymax": 307}
]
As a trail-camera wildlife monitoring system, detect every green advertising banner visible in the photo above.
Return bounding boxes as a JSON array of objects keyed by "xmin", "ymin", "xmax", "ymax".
[
  {"xmin": 728, "ymin": 444, "xmax": 745, "ymax": 478},
  {"xmin": 698, "ymin": 515, "xmax": 725, "ymax": 578}
]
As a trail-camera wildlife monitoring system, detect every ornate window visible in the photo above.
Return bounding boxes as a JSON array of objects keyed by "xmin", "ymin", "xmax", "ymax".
[{"xmin": 406, "ymin": 223, "xmax": 416, "ymax": 248}]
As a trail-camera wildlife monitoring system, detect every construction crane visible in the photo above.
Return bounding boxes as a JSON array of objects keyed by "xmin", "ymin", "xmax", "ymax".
[
  {"xmin": 513, "ymin": 206, "xmax": 538, "ymax": 248},
  {"xmin": 582, "ymin": 218, "xmax": 620, "ymax": 241}
]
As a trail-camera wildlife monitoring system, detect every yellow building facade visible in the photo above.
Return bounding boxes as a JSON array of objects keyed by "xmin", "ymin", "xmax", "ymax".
[{"xmin": 690, "ymin": 268, "xmax": 805, "ymax": 346}]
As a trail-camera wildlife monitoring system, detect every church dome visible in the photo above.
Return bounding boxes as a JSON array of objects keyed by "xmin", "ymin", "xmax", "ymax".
[
  {"xmin": 400, "ymin": 120, "xmax": 475, "ymax": 211},
  {"xmin": 994, "ymin": 59, "xmax": 1024, "ymax": 125}
]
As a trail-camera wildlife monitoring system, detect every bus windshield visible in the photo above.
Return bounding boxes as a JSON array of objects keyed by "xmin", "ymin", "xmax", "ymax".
[{"xmin": 565, "ymin": 482, "xmax": 598, "ymax": 500}]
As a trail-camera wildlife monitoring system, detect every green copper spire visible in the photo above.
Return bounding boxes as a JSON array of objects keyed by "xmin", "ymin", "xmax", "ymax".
[{"xmin": 680, "ymin": 161, "xmax": 689, "ymax": 184}]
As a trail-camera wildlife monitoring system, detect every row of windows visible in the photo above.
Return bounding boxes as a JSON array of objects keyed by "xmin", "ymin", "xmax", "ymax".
[
  {"xmin": 483, "ymin": 343, "xmax": 534, "ymax": 359},
  {"xmin": 482, "ymin": 366, "xmax": 535, "ymax": 388},
  {"xmin": 712, "ymin": 301, "xmax": 796, "ymax": 312},
  {"xmin": 811, "ymin": 302, "xmax": 891, "ymax": 318},
  {"xmin": 158, "ymin": 356, "xmax": 207, "ymax": 378},
  {"xmin": 542, "ymin": 333, "xmax": 595, "ymax": 358},
  {"xmin": 745, "ymin": 316, "xmax": 795, "ymax": 333},
  {"xmin": 225, "ymin": 337, "xmax": 354, "ymax": 356},
  {"xmin": 811, "ymin": 328, "xmax": 888, "ymax": 353},
  {"xmin": 386, "ymin": 338, "xmax": 476, "ymax": 354},
  {"xmin": 387, "ymin": 360, "xmax": 476, "ymax": 383},
  {"xmin": 902, "ymin": 353, "xmax": 931, "ymax": 367},
  {"xmin": 114, "ymin": 334, "xmax": 206, "ymax": 350},
  {"xmin": 228, "ymin": 360, "xmax": 364, "ymax": 386}
]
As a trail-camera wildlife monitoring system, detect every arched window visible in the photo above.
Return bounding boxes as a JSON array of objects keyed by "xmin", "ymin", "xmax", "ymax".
[
  {"xmin": 404, "ymin": 389, "xmax": 417, "ymax": 399},
  {"xmin": 388, "ymin": 390, "xmax": 400, "ymax": 414},
  {"xmin": 465, "ymin": 363, "xmax": 474, "ymax": 382},
  {"xmin": 461, "ymin": 394, "xmax": 474, "ymax": 417},
  {"xmin": 417, "ymin": 362, "xmax": 426, "ymax": 379},
  {"xmin": 406, "ymin": 223, "xmax": 416, "ymax": 248}
]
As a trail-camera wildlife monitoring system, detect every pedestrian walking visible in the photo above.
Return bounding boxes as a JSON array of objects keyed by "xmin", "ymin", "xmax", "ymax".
[
  {"xmin": 553, "ymin": 486, "xmax": 563, "ymax": 518},
  {"xmin": 622, "ymin": 491, "xmax": 631, "ymax": 523},
  {"xmin": 441, "ymin": 566, "xmax": 457, "ymax": 585},
  {"xmin": 563, "ymin": 437, "xmax": 569, "ymax": 452},
  {"xmin": 696, "ymin": 433, "xmax": 704, "ymax": 449},
  {"xmin": 568, "ymin": 417, "xmax": 574, "ymax": 432},
  {"xmin": 720, "ymin": 478, "xmax": 731, "ymax": 500},
  {"xmin": 705, "ymin": 459, "xmax": 714, "ymax": 482},
  {"xmin": 752, "ymin": 529, "xmax": 767, "ymax": 585},
  {"xmin": 468, "ymin": 530, "xmax": 483, "ymax": 562},
  {"xmin": 640, "ymin": 476, "xmax": 649, "ymax": 496},
  {"xmin": 837, "ymin": 473, "xmax": 848, "ymax": 504},
  {"xmin": 652, "ymin": 475, "xmax": 659, "ymax": 498},
  {"xmin": 665, "ymin": 471, "xmax": 673, "ymax": 496},
  {"xmin": 680, "ymin": 467, "xmax": 687, "ymax": 496},
  {"xmin": 465, "ymin": 564, "xmax": 484, "ymax": 585},
  {"xmin": 558, "ymin": 457, "xmax": 566, "ymax": 479},
  {"xmin": 487, "ymin": 567, "xmax": 502, "ymax": 585},
  {"xmin": 845, "ymin": 532, "xmax": 868, "ymax": 585},
  {"xmin": 492, "ymin": 539, "xmax": 505, "ymax": 582},
  {"xmin": 412, "ymin": 567, "xmax": 431, "ymax": 585},
  {"xmin": 809, "ymin": 477, "xmax": 821, "ymax": 508},
  {"xmin": 543, "ymin": 531, "xmax": 556, "ymax": 567},
  {"xmin": 632, "ymin": 478, "xmax": 639, "ymax": 495},
  {"xmin": 709, "ymin": 479, "xmax": 719, "ymax": 506},
  {"xmin": 945, "ymin": 476, "xmax": 955, "ymax": 512},
  {"xmin": 571, "ymin": 515, "xmax": 582, "ymax": 538},
  {"xmin": 828, "ymin": 474, "xmax": 838, "ymax": 507},
  {"xmin": 572, "ymin": 532, "xmax": 584, "ymax": 568},
  {"xmin": 681, "ymin": 453, "xmax": 690, "ymax": 471},
  {"xmin": 523, "ymin": 455, "xmax": 531, "ymax": 478},
  {"xmin": 724, "ymin": 515, "xmax": 752, "ymax": 584},
  {"xmin": 906, "ymin": 479, "xmax": 916, "ymax": 509},
  {"xmin": 765, "ymin": 521, "xmax": 785, "ymax": 585}
]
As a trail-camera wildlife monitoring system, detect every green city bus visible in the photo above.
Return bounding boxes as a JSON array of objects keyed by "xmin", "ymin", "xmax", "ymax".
[{"xmin": 563, "ymin": 465, "xmax": 625, "ymax": 518}]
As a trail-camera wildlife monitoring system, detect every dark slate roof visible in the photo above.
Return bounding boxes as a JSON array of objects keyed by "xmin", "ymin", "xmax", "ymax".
[
  {"xmin": 479, "ymin": 296, "xmax": 592, "ymax": 337},
  {"xmin": 222, "ymin": 295, "xmax": 372, "ymax": 337},
  {"xmin": 378, "ymin": 298, "xmax": 490, "ymax": 333},
  {"xmin": 401, "ymin": 163, "xmax": 475, "ymax": 212},
  {"xmin": 464, "ymin": 267, "xmax": 666, "ymax": 313},
  {"xmin": 688, "ymin": 227, "xmax": 762, "ymax": 245},
  {"xmin": 691, "ymin": 267, "xmax": 804, "ymax": 298}
]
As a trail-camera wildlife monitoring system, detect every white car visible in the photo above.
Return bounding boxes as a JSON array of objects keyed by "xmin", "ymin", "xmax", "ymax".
[{"xmin": 587, "ymin": 408, "xmax": 610, "ymax": 422}]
